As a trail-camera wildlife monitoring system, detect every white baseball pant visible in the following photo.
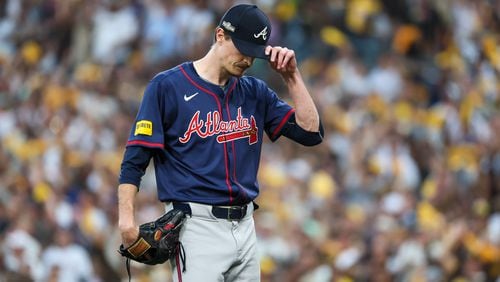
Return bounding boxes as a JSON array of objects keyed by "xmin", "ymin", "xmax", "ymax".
[{"xmin": 165, "ymin": 202, "xmax": 259, "ymax": 282}]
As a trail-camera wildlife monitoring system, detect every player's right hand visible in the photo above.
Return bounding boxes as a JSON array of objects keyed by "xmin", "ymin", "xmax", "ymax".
[{"xmin": 120, "ymin": 225, "xmax": 140, "ymax": 247}]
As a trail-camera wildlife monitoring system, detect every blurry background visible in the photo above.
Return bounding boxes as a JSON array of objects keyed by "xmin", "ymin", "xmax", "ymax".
[{"xmin": 0, "ymin": 0, "xmax": 499, "ymax": 281}]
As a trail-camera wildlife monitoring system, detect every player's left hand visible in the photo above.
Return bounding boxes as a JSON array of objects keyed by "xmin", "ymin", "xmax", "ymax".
[{"xmin": 265, "ymin": 46, "xmax": 298, "ymax": 78}]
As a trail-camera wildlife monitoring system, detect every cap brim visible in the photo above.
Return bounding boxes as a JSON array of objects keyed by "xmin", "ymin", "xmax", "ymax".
[{"xmin": 232, "ymin": 37, "xmax": 268, "ymax": 60}]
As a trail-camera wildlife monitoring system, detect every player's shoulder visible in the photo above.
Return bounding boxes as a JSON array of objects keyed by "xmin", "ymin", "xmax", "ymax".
[
  {"xmin": 149, "ymin": 62, "xmax": 188, "ymax": 85},
  {"xmin": 238, "ymin": 75, "xmax": 268, "ymax": 90},
  {"xmin": 236, "ymin": 75, "xmax": 276, "ymax": 102}
]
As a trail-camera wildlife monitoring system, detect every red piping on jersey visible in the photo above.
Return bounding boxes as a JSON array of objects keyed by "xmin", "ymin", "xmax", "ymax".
[
  {"xmin": 179, "ymin": 64, "xmax": 237, "ymax": 204},
  {"xmin": 224, "ymin": 84, "xmax": 250, "ymax": 202},
  {"xmin": 271, "ymin": 108, "xmax": 295, "ymax": 139},
  {"xmin": 126, "ymin": 140, "xmax": 164, "ymax": 148}
]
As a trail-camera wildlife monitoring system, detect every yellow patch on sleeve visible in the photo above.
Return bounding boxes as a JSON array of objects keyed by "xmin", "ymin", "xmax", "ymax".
[{"xmin": 134, "ymin": 120, "xmax": 153, "ymax": 136}]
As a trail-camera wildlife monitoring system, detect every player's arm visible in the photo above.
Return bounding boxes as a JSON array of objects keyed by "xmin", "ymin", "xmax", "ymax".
[
  {"xmin": 118, "ymin": 183, "xmax": 139, "ymax": 247},
  {"xmin": 265, "ymin": 46, "xmax": 320, "ymax": 133},
  {"xmin": 118, "ymin": 146, "xmax": 154, "ymax": 246},
  {"xmin": 265, "ymin": 46, "xmax": 323, "ymax": 146}
]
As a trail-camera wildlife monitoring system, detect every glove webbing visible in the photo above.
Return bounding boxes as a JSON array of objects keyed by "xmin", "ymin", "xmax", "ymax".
[{"xmin": 123, "ymin": 242, "xmax": 186, "ymax": 282}]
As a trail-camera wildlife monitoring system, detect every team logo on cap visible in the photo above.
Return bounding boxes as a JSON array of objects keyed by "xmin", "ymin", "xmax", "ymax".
[
  {"xmin": 222, "ymin": 21, "xmax": 235, "ymax": 32},
  {"xmin": 254, "ymin": 26, "xmax": 268, "ymax": 40}
]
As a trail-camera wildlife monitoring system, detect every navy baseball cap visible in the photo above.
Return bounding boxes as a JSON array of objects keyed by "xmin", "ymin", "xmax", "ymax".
[{"xmin": 218, "ymin": 4, "xmax": 271, "ymax": 59}]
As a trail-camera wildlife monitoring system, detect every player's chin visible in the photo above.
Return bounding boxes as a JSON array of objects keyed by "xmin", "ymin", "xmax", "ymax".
[
  {"xmin": 230, "ymin": 65, "xmax": 249, "ymax": 76},
  {"xmin": 230, "ymin": 68, "xmax": 246, "ymax": 77}
]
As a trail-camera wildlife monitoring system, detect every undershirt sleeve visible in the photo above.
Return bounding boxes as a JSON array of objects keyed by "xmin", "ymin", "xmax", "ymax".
[{"xmin": 280, "ymin": 113, "xmax": 324, "ymax": 146}]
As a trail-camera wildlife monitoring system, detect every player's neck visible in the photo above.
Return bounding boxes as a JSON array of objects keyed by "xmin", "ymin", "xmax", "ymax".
[{"xmin": 193, "ymin": 55, "xmax": 229, "ymax": 87}]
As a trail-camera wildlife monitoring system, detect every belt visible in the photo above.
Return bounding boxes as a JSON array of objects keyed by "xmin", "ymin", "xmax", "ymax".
[{"xmin": 172, "ymin": 202, "xmax": 248, "ymax": 221}]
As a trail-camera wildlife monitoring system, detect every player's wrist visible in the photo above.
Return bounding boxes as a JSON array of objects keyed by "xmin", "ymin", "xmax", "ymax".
[
  {"xmin": 281, "ymin": 68, "xmax": 300, "ymax": 82},
  {"xmin": 118, "ymin": 220, "xmax": 137, "ymax": 233},
  {"xmin": 120, "ymin": 226, "xmax": 139, "ymax": 247}
]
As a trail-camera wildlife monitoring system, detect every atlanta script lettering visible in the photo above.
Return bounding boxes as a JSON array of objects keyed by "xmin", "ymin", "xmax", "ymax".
[{"xmin": 179, "ymin": 107, "xmax": 258, "ymax": 144}]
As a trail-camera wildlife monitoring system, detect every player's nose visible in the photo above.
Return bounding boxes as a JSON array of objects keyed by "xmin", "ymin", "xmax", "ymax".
[{"xmin": 242, "ymin": 56, "xmax": 254, "ymax": 66}]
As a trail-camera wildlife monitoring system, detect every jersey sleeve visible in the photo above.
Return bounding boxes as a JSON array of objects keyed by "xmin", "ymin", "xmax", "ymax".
[
  {"xmin": 118, "ymin": 146, "xmax": 154, "ymax": 187},
  {"xmin": 260, "ymin": 82, "xmax": 295, "ymax": 142},
  {"xmin": 126, "ymin": 79, "xmax": 167, "ymax": 149}
]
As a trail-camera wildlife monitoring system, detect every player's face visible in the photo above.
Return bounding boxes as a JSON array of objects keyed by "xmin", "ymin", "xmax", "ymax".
[{"xmin": 221, "ymin": 37, "xmax": 254, "ymax": 77}]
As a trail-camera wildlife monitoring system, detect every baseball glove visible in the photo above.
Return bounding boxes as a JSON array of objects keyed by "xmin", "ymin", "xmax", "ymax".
[{"xmin": 118, "ymin": 209, "xmax": 186, "ymax": 265}]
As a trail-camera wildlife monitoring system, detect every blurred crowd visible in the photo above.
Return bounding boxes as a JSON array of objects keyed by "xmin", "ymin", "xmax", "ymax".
[{"xmin": 0, "ymin": 0, "xmax": 499, "ymax": 281}]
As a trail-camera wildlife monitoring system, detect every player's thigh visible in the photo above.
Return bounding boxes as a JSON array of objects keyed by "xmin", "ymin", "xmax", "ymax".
[
  {"xmin": 224, "ymin": 217, "xmax": 260, "ymax": 282},
  {"xmin": 171, "ymin": 216, "xmax": 234, "ymax": 282}
]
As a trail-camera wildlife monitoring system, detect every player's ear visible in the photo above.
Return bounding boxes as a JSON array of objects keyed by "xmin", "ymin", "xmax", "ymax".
[{"xmin": 214, "ymin": 27, "xmax": 228, "ymax": 43}]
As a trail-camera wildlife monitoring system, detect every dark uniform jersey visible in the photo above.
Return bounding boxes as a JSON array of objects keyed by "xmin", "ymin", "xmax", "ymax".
[{"xmin": 124, "ymin": 62, "xmax": 295, "ymax": 205}]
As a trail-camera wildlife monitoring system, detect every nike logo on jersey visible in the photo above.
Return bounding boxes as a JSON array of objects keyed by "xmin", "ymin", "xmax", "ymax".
[
  {"xmin": 179, "ymin": 107, "xmax": 258, "ymax": 145},
  {"xmin": 184, "ymin": 92, "xmax": 199, "ymax": 102}
]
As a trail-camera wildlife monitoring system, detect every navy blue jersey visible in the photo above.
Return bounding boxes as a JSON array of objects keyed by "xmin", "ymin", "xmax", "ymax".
[{"xmin": 126, "ymin": 62, "xmax": 294, "ymax": 205}]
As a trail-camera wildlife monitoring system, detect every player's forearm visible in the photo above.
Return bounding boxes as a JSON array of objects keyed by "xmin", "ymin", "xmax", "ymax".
[
  {"xmin": 118, "ymin": 183, "xmax": 139, "ymax": 244},
  {"xmin": 284, "ymin": 70, "xmax": 320, "ymax": 132}
]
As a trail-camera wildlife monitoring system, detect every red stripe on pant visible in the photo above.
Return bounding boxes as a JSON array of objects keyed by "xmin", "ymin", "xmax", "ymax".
[{"xmin": 175, "ymin": 248, "xmax": 182, "ymax": 282}]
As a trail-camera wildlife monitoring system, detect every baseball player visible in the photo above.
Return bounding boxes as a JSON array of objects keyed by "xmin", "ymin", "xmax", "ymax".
[{"xmin": 118, "ymin": 4, "xmax": 324, "ymax": 281}]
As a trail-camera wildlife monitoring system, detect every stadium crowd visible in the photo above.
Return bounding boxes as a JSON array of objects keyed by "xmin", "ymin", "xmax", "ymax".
[{"xmin": 0, "ymin": 0, "xmax": 499, "ymax": 281}]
